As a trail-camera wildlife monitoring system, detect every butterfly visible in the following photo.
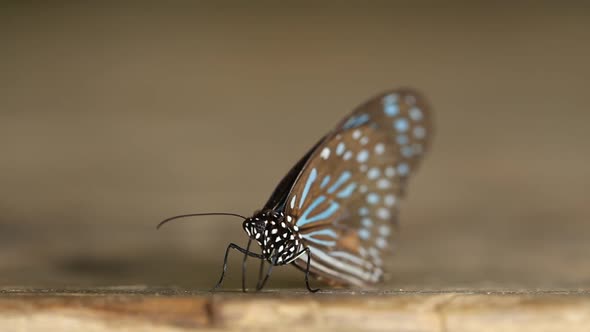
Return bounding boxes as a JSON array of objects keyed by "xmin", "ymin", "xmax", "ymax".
[{"xmin": 158, "ymin": 88, "xmax": 433, "ymax": 292}]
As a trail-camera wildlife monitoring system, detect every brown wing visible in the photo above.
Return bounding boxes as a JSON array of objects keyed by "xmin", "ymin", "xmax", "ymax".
[{"xmin": 284, "ymin": 89, "xmax": 433, "ymax": 287}]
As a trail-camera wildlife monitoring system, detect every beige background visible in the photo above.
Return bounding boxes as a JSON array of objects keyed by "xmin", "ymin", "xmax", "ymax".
[{"xmin": 1, "ymin": 2, "xmax": 589, "ymax": 290}]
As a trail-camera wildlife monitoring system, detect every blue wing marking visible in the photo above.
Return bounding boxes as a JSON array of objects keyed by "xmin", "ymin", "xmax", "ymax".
[
  {"xmin": 299, "ymin": 168, "xmax": 317, "ymax": 209},
  {"xmin": 301, "ymin": 229, "xmax": 338, "ymax": 247},
  {"xmin": 327, "ymin": 171, "xmax": 351, "ymax": 194},
  {"xmin": 336, "ymin": 183, "xmax": 357, "ymax": 198},
  {"xmin": 320, "ymin": 175, "xmax": 331, "ymax": 189},
  {"xmin": 342, "ymin": 113, "xmax": 370, "ymax": 129},
  {"xmin": 298, "ymin": 197, "xmax": 340, "ymax": 227}
]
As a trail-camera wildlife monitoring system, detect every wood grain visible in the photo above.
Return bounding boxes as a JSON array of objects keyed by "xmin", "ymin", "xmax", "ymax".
[{"xmin": 1, "ymin": 288, "xmax": 590, "ymax": 331}]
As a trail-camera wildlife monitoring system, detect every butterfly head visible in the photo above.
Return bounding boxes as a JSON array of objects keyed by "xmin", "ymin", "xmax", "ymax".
[
  {"xmin": 242, "ymin": 210, "xmax": 302, "ymax": 263},
  {"xmin": 242, "ymin": 210, "xmax": 283, "ymax": 243}
]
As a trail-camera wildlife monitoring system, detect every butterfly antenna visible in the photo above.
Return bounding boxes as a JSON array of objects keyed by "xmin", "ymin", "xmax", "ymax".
[{"xmin": 157, "ymin": 212, "xmax": 247, "ymax": 229}]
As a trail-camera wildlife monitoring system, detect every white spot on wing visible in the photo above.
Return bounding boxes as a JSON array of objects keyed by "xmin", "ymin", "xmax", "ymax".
[
  {"xmin": 358, "ymin": 229, "xmax": 370, "ymax": 240},
  {"xmin": 366, "ymin": 193, "xmax": 379, "ymax": 205},
  {"xmin": 398, "ymin": 163, "xmax": 410, "ymax": 176},
  {"xmin": 367, "ymin": 168, "xmax": 380, "ymax": 180},
  {"xmin": 385, "ymin": 166, "xmax": 396, "ymax": 177},
  {"xmin": 384, "ymin": 194, "xmax": 396, "ymax": 206},
  {"xmin": 336, "ymin": 142, "xmax": 345, "ymax": 155},
  {"xmin": 358, "ymin": 207, "xmax": 369, "ymax": 216},
  {"xmin": 377, "ymin": 208, "xmax": 390, "ymax": 220},
  {"xmin": 377, "ymin": 179, "xmax": 391, "ymax": 189},
  {"xmin": 320, "ymin": 147, "xmax": 331, "ymax": 160},
  {"xmin": 374, "ymin": 143, "xmax": 385, "ymax": 154},
  {"xmin": 383, "ymin": 94, "xmax": 398, "ymax": 105},
  {"xmin": 352, "ymin": 129, "xmax": 361, "ymax": 139},
  {"xmin": 394, "ymin": 118, "xmax": 409, "ymax": 133},
  {"xmin": 409, "ymin": 107, "xmax": 423, "ymax": 121},
  {"xmin": 356, "ymin": 149, "xmax": 369, "ymax": 163}
]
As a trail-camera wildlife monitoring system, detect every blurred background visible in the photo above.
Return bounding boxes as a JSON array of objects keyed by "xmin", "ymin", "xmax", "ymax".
[{"xmin": 1, "ymin": 1, "xmax": 589, "ymax": 290}]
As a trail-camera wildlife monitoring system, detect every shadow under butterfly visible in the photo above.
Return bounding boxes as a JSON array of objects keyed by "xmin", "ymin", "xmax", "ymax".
[{"xmin": 158, "ymin": 88, "xmax": 433, "ymax": 292}]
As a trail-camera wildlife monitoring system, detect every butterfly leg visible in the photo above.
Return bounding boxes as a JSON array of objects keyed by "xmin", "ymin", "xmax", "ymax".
[
  {"xmin": 241, "ymin": 238, "xmax": 252, "ymax": 293},
  {"xmin": 255, "ymin": 258, "xmax": 265, "ymax": 290},
  {"xmin": 212, "ymin": 242, "xmax": 264, "ymax": 292},
  {"xmin": 302, "ymin": 248, "xmax": 320, "ymax": 293},
  {"xmin": 255, "ymin": 263, "xmax": 274, "ymax": 291},
  {"xmin": 256, "ymin": 254, "xmax": 276, "ymax": 291},
  {"xmin": 256, "ymin": 251, "xmax": 278, "ymax": 291},
  {"xmin": 289, "ymin": 247, "xmax": 320, "ymax": 293}
]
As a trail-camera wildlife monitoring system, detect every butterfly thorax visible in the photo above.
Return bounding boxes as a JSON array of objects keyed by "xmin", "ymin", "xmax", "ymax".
[{"xmin": 242, "ymin": 210, "xmax": 302, "ymax": 265}]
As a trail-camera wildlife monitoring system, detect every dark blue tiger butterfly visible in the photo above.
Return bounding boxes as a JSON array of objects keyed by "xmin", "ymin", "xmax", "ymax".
[{"xmin": 158, "ymin": 88, "xmax": 433, "ymax": 292}]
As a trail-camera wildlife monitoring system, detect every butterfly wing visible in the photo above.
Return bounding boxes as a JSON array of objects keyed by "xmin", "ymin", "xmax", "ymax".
[
  {"xmin": 280, "ymin": 88, "xmax": 433, "ymax": 287},
  {"xmin": 263, "ymin": 135, "xmax": 327, "ymax": 211}
]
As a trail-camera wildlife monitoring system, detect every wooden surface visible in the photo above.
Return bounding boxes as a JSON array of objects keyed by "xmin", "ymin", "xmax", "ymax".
[{"xmin": 2, "ymin": 288, "xmax": 590, "ymax": 331}]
